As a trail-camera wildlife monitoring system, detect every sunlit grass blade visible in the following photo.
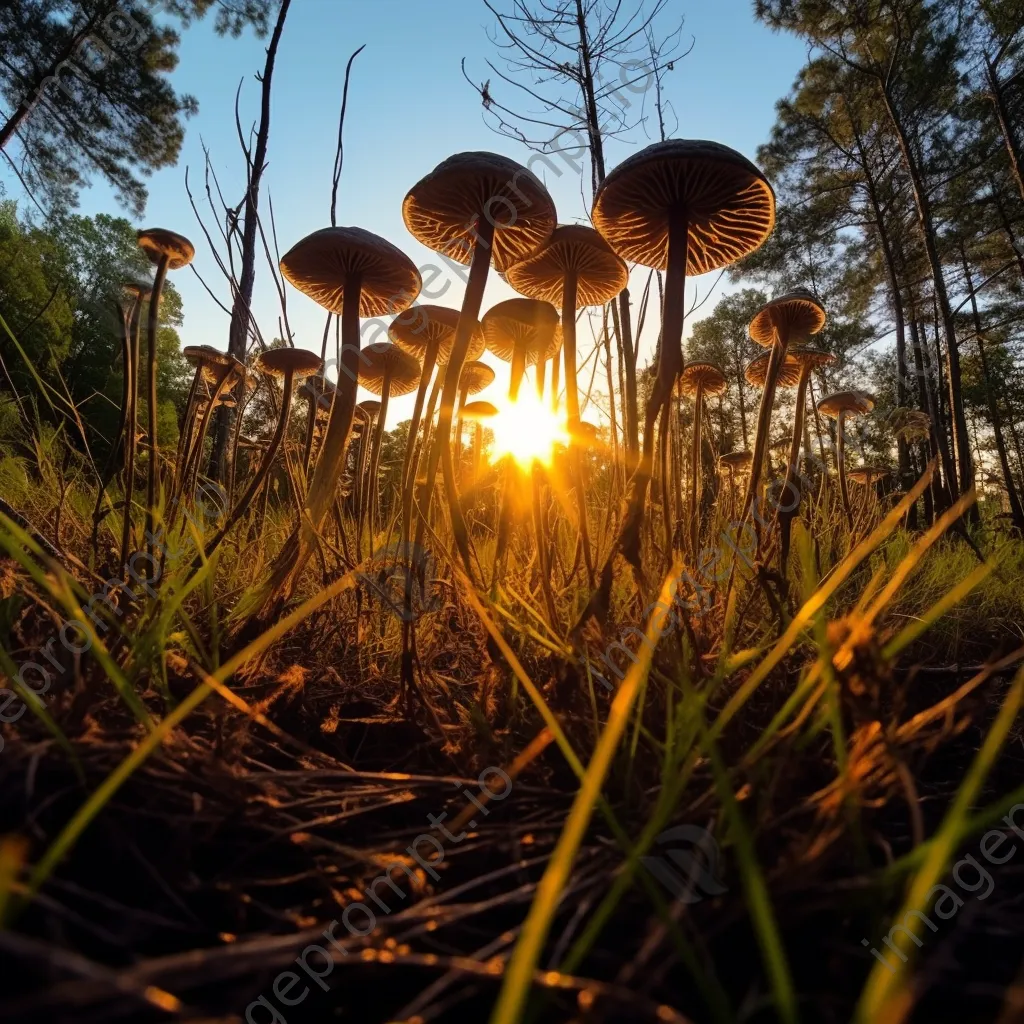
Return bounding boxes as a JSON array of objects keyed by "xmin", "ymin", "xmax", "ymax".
[{"xmin": 489, "ymin": 568, "xmax": 678, "ymax": 1024}]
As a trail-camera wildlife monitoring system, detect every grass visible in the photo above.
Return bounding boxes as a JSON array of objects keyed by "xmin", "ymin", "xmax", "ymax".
[{"xmin": 0, "ymin": 379, "xmax": 1022, "ymax": 1024}]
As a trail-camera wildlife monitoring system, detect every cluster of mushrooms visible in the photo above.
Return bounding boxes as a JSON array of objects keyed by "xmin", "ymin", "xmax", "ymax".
[{"xmin": 101, "ymin": 141, "xmax": 891, "ymax": 624}]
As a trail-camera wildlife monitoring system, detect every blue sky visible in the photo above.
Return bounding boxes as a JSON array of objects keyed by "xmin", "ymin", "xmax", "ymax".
[{"xmin": 7, "ymin": 0, "xmax": 808, "ymax": 420}]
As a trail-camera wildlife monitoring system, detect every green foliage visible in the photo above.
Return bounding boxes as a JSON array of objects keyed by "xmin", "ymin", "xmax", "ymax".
[{"xmin": 0, "ymin": 0, "xmax": 278, "ymax": 213}]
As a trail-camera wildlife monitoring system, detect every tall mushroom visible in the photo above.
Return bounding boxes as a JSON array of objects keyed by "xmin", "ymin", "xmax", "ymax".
[
  {"xmin": 742, "ymin": 290, "xmax": 826, "ymax": 529},
  {"xmin": 677, "ymin": 361, "xmax": 728, "ymax": 556},
  {"xmin": 356, "ymin": 342, "xmax": 422, "ymax": 550},
  {"xmin": 455, "ymin": 360, "xmax": 496, "ymax": 473},
  {"xmin": 353, "ymin": 399, "xmax": 381, "ymax": 558},
  {"xmin": 816, "ymin": 390, "xmax": 876, "ymax": 529},
  {"xmin": 137, "ymin": 229, "xmax": 194, "ymax": 564},
  {"xmin": 201, "ymin": 348, "xmax": 323, "ymax": 562},
  {"xmin": 719, "ymin": 450, "xmax": 753, "ymax": 521},
  {"xmin": 403, "ymin": 152, "xmax": 556, "ymax": 579},
  {"xmin": 482, "ymin": 299, "xmax": 560, "ymax": 402},
  {"xmin": 257, "ymin": 227, "xmax": 421, "ymax": 608},
  {"xmin": 506, "ymin": 224, "xmax": 628, "ymax": 585},
  {"xmin": 590, "ymin": 140, "xmax": 775, "ymax": 583}
]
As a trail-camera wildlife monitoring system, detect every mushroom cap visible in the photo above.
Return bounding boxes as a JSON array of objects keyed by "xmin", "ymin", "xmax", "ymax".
[
  {"xmin": 817, "ymin": 389, "xmax": 875, "ymax": 418},
  {"xmin": 389, "ymin": 305, "xmax": 485, "ymax": 363},
  {"xmin": 459, "ymin": 360, "xmax": 496, "ymax": 395},
  {"xmin": 789, "ymin": 345, "xmax": 835, "ymax": 371},
  {"xmin": 888, "ymin": 407, "xmax": 931, "ymax": 441},
  {"xmin": 461, "ymin": 400, "xmax": 498, "ymax": 422},
  {"xmin": 280, "ymin": 227, "xmax": 421, "ymax": 317},
  {"xmin": 356, "ymin": 399, "xmax": 382, "ymax": 418},
  {"xmin": 720, "ymin": 450, "xmax": 753, "ymax": 471},
  {"xmin": 184, "ymin": 344, "xmax": 233, "ymax": 369},
  {"xmin": 137, "ymin": 228, "xmax": 195, "ymax": 270},
  {"xmin": 357, "ymin": 343, "xmax": 422, "ymax": 397},
  {"xmin": 504, "ymin": 224, "xmax": 628, "ymax": 306},
  {"xmin": 256, "ymin": 348, "xmax": 324, "ymax": 380},
  {"xmin": 748, "ymin": 289, "xmax": 826, "ymax": 347},
  {"xmin": 847, "ymin": 465, "xmax": 891, "ymax": 485},
  {"xmin": 403, "ymin": 152, "xmax": 556, "ymax": 273},
  {"xmin": 123, "ymin": 278, "xmax": 153, "ymax": 299},
  {"xmin": 592, "ymin": 140, "xmax": 775, "ymax": 273},
  {"xmin": 482, "ymin": 298, "xmax": 560, "ymax": 365},
  {"xmin": 678, "ymin": 361, "xmax": 728, "ymax": 397},
  {"xmin": 744, "ymin": 350, "xmax": 802, "ymax": 388}
]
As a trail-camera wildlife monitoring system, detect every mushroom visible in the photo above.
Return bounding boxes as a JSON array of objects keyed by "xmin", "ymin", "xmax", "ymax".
[
  {"xmin": 136, "ymin": 229, "xmax": 194, "ymax": 564},
  {"xmin": 260, "ymin": 227, "xmax": 421, "ymax": 602},
  {"xmin": 482, "ymin": 298, "xmax": 560, "ymax": 402},
  {"xmin": 352, "ymin": 400, "xmax": 380, "ymax": 555},
  {"xmin": 455, "ymin": 360, "xmax": 496, "ymax": 473},
  {"xmin": 742, "ymin": 290, "xmax": 826, "ymax": 530},
  {"xmin": 356, "ymin": 342, "xmax": 422, "ymax": 551},
  {"xmin": 591, "ymin": 140, "xmax": 775, "ymax": 578},
  {"xmin": 202, "ymin": 348, "xmax": 323, "ymax": 561},
  {"xmin": 719, "ymin": 450, "xmax": 753, "ymax": 521},
  {"xmin": 816, "ymin": 390, "xmax": 875, "ymax": 529},
  {"xmin": 403, "ymin": 152, "xmax": 556, "ymax": 579},
  {"xmin": 175, "ymin": 346, "xmax": 237, "ymax": 510},
  {"xmin": 677, "ymin": 362, "xmax": 728, "ymax": 556},
  {"xmin": 774, "ymin": 346, "xmax": 835, "ymax": 566},
  {"xmin": 506, "ymin": 225, "xmax": 627, "ymax": 584},
  {"xmin": 461, "ymin": 399, "xmax": 498, "ymax": 484}
]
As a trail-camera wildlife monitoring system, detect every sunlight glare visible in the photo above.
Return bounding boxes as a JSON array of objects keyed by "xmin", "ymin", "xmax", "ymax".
[{"xmin": 488, "ymin": 387, "xmax": 569, "ymax": 469}]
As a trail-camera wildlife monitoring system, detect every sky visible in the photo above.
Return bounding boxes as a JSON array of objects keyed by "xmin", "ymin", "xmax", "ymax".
[{"xmin": 6, "ymin": 0, "xmax": 809, "ymax": 422}]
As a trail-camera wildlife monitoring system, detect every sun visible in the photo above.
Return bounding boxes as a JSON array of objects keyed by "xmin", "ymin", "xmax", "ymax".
[{"xmin": 487, "ymin": 387, "xmax": 569, "ymax": 469}]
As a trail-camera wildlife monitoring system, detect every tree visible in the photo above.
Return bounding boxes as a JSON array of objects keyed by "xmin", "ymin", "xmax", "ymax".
[{"xmin": 0, "ymin": 0, "xmax": 277, "ymax": 214}]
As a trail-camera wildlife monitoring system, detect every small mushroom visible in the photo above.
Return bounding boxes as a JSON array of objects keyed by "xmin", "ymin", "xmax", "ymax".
[
  {"xmin": 455, "ymin": 360, "xmax": 496, "ymax": 470},
  {"xmin": 357, "ymin": 343, "xmax": 422, "ymax": 550},
  {"xmin": 592, "ymin": 140, "xmax": 775, "ymax": 572},
  {"xmin": 678, "ymin": 362, "xmax": 728, "ymax": 556},
  {"xmin": 742, "ymin": 290, "xmax": 826, "ymax": 532},
  {"xmin": 461, "ymin": 399, "xmax": 498, "ymax": 482},
  {"xmin": 202, "ymin": 348, "xmax": 323, "ymax": 562},
  {"xmin": 817, "ymin": 390, "xmax": 875, "ymax": 529},
  {"xmin": 482, "ymin": 299, "xmax": 560, "ymax": 402}
]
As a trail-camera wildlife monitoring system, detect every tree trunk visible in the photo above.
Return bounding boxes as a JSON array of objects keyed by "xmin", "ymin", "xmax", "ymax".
[
  {"xmin": 209, "ymin": 0, "xmax": 292, "ymax": 481},
  {"xmin": 985, "ymin": 54, "xmax": 1024, "ymax": 206},
  {"xmin": 0, "ymin": 5, "xmax": 114, "ymax": 151},
  {"xmin": 879, "ymin": 86, "xmax": 975, "ymax": 515},
  {"xmin": 961, "ymin": 244, "xmax": 1024, "ymax": 531}
]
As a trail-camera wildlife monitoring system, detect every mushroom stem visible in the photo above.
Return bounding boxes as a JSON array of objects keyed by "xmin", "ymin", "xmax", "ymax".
[
  {"xmin": 549, "ymin": 339, "xmax": 561, "ymax": 413},
  {"xmin": 182, "ymin": 363, "xmax": 236, "ymax": 510},
  {"xmin": 658, "ymin": 399, "xmax": 672, "ymax": 561},
  {"xmin": 535, "ymin": 353, "xmax": 546, "ymax": 400},
  {"xmin": 532, "ymin": 462, "xmax": 559, "ymax": 631},
  {"xmin": 562, "ymin": 271, "xmax": 595, "ymax": 587},
  {"xmin": 415, "ymin": 216, "xmax": 495, "ymax": 579},
  {"xmin": 473, "ymin": 422, "xmax": 484, "ymax": 482},
  {"xmin": 119, "ymin": 299, "xmax": 143, "ymax": 575},
  {"xmin": 836, "ymin": 410, "xmax": 853, "ymax": 529},
  {"xmin": 366, "ymin": 368, "xmax": 392, "ymax": 558},
  {"xmin": 400, "ymin": 339, "xmax": 439, "ymax": 549},
  {"xmin": 91, "ymin": 300, "xmax": 133, "ymax": 560},
  {"xmin": 354, "ymin": 425, "xmax": 370, "ymax": 560},
  {"xmin": 777, "ymin": 367, "xmax": 811, "ymax": 569},
  {"xmin": 173, "ymin": 370, "xmax": 204, "ymax": 491},
  {"xmin": 201, "ymin": 368, "xmax": 297, "ymax": 563},
  {"xmin": 454, "ymin": 385, "xmax": 468, "ymax": 474},
  {"xmin": 613, "ymin": 208, "xmax": 688, "ymax": 577},
  {"xmin": 301, "ymin": 380, "xmax": 321, "ymax": 479},
  {"xmin": 689, "ymin": 379, "xmax": 705, "ymax": 557},
  {"xmin": 145, "ymin": 254, "xmax": 170, "ymax": 569},
  {"xmin": 227, "ymin": 385, "xmax": 249, "ymax": 506},
  {"xmin": 509, "ymin": 347, "xmax": 527, "ymax": 402},
  {"xmin": 742, "ymin": 336, "xmax": 788, "ymax": 536}
]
